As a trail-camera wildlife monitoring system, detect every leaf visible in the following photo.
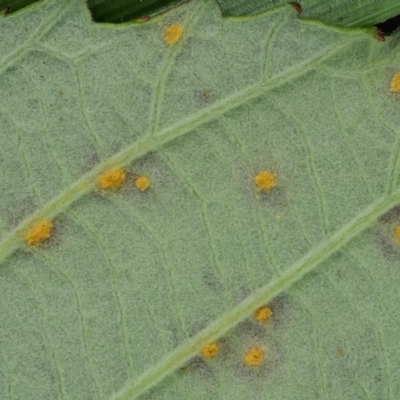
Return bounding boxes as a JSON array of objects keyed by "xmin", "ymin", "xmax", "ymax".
[
  {"xmin": 3, "ymin": 0, "xmax": 400, "ymax": 27},
  {"xmin": 88, "ymin": 0, "xmax": 186, "ymax": 23},
  {"xmin": 217, "ymin": 0, "xmax": 400, "ymax": 27},
  {"xmin": 1, "ymin": 1, "xmax": 400, "ymax": 399},
  {"xmin": 0, "ymin": 0, "xmax": 185, "ymax": 22}
]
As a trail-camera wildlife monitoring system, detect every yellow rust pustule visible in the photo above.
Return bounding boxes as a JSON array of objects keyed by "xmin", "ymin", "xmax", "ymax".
[
  {"xmin": 255, "ymin": 170, "xmax": 277, "ymax": 191},
  {"xmin": 254, "ymin": 305, "xmax": 273, "ymax": 323},
  {"xmin": 394, "ymin": 225, "xmax": 400, "ymax": 244},
  {"xmin": 201, "ymin": 343, "xmax": 219, "ymax": 359},
  {"xmin": 244, "ymin": 347, "xmax": 265, "ymax": 367},
  {"xmin": 164, "ymin": 24, "xmax": 183, "ymax": 45},
  {"xmin": 135, "ymin": 176, "xmax": 150, "ymax": 192},
  {"xmin": 25, "ymin": 220, "xmax": 53, "ymax": 246},
  {"xmin": 390, "ymin": 72, "xmax": 400, "ymax": 93},
  {"xmin": 99, "ymin": 168, "xmax": 126, "ymax": 190}
]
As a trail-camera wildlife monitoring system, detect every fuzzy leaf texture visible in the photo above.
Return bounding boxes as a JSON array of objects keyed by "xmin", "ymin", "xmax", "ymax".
[{"xmin": 1, "ymin": 1, "xmax": 400, "ymax": 400}]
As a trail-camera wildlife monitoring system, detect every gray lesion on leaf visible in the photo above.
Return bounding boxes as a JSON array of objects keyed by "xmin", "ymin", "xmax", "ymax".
[
  {"xmin": 233, "ymin": 332, "xmax": 284, "ymax": 385},
  {"xmin": 193, "ymin": 88, "xmax": 215, "ymax": 106},
  {"xmin": 202, "ymin": 269, "xmax": 223, "ymax": 292},
  {"xmin": 82, "ymin": 151, "xmax": 101, "ymax": 173},
  {"xmin": 375, "ymin": 205, "xmax": 400, "ymax": 261},
  {"xmin": 379, "ymin": 204, "xmax": 400, "ymax": 223},
  {"xmin": 180, "ymin": 354, "xmax": 215, "ymax": 378},
  {"xmin": 4, "ymin": 194, "xmax": 37, "ymax": 232}
]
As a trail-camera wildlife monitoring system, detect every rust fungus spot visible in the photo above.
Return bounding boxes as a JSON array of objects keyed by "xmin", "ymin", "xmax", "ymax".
[
  {"xmin": 25, "ymin": 220, "xmax": 53, "ymax": 246},
  {"xmin": 201, "ymin": 343, "xmax": 219, "ymax": 359},
  {"xmin": 254, "ymin": 305, "xmax": 273, "ymax": 323},
  {"xmin": 390, "ymin": 72, "xmax": 400, "ymax": 93},
  {"xmin": 244, "ymin": 347, "xmax": 265, "ymax": 367},
  {"xmin": 394, "ymin": 225, "xmax": 400, "ymax": 244},
  {"xmin": 99, "ymin": 168, "xmax": 126, "ymax": 190},
  {"xmin": 165, "ymin": 23, "xmax": 183, "ymax": 45},
  {"xmin": 135, "ymin": 176, "xmax": 150, "ymax": 192},
  {"xmin": 255, "ymin": 170, "xmax": 277, "ymax": 191}
]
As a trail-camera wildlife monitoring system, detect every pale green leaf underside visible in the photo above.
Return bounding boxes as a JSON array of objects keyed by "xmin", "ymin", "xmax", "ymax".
[{"xmin": 1, "ymin": 1, "xmax": 400, "ymax": 400}]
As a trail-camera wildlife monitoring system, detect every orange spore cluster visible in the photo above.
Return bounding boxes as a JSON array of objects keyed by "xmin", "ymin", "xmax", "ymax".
[
  {"xmin": 135, "ymin": 176, "xmax": 150, "ymax": 191},
  {"xmin": 244, "ymin": 347, "xmax": 265, "ymax": 367},
  {"xmin": 390, "ymin": 72, "xmax": 400, "ymax": 93},
  {"xmin": 255, "ymin": 170, "xmax": 277, "ymax": 191},
  {"xmin": 394, "ymin": 226, "xmax": 400, "ymax": 243},
  {"xmin": 254, "ymin": 305, "xmax": 273, "ymax": 323},
  {"xmin": 25, "ymin": 220, "xmax": 53, "ymax": 246},
  {"xmin": 165, "ymin": 24, "xmax": 183, "ymax": 45},
  {"xmin": 99, "ymin": 168, "xmax": 126, "ymax": 190},
  {"xmin": 201, "ymin": 343, "xmax": 219, "ymax": 359}
]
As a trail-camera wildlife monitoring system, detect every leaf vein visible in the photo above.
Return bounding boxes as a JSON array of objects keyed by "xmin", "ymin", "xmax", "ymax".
[{"xmin": 111, "ymin": 189, "xmax": 400, "ymax": 399}]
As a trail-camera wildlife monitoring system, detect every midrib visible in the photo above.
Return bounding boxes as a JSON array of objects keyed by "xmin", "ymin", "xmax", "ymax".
[
  {"xmin": 111, "ymin": 186, "xmax": 400, "ymax": 400},
  {"xmin": 0, "ymin": 35, "xmax": 355, "ymax": 265}
]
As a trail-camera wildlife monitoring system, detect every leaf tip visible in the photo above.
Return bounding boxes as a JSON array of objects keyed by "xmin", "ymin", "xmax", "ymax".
[
  {"xmin": 25, "ymin": 220, "xmax": 53, "ymax": 246},
  {"xmin": 135, "ymin": 176, "xmax": 151, "ymax": 191},
  {"xmin": 99, "ymin": 168, "xmax": 126, "ymax": 190},
  {"xmin": 255, "ymin": 171, "xmax": 277, "ymax": 191},
  {"xmin": 244, "ymin": 347, "xmax": 265, "ymax": 367},
  {"xmin": 165, "ymin": 24, "xmax": 184, "ymax": 45}
]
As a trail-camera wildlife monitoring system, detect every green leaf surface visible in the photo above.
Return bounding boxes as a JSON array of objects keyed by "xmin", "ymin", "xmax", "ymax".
[{"xmin": 1, "ymin": 1, "xmax": 400, "ymax": 399}]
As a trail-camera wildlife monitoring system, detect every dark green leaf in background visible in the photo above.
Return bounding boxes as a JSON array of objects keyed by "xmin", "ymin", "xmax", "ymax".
[
  {"xmin": 1, "ymin": 0, "xmax": 184, "ymax": 21},
  {"xmin": 88, "ymin": 0, "xmax": 186, "ymax": 23},
  {"xmin": 1, "ymin": 0, "xmax": 400, "ymax": 27},
  {"xmin": 218, "ymin": 0, "xmax": 400, "ymax": 27}
]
